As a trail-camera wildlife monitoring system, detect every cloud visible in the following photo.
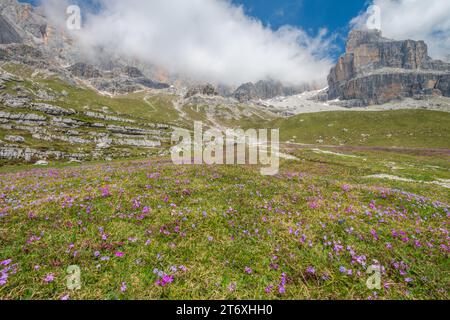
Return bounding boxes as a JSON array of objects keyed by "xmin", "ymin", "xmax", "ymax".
[
  {"xmin": 41, "ymin": 0, "xmax": 335, "ymax": 86},
  {"xmin": 351, "ymin": 0, "xmax": 450, "ymax": 61}
]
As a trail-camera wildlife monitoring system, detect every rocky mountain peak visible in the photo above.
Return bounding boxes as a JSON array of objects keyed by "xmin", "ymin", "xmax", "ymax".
[
  {"xmin": 345, "ymin": 29, "xmax": 383, "ymax": 53},
  {"xmin": 328, "ymin": 29, "xmax": 450, "ymax": 106}
]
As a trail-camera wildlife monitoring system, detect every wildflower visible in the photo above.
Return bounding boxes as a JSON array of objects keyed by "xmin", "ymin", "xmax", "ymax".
[
  {"xmin": 44, "ymin": 274, "xmax": 54, "ymax": 283},
  {"xmin": 61, "ymin": 295, "xmax": 70, "ymax": 301},
  {"xmin": 339, "ymin": 266, "xmax": 347, "ymax": 274},
  {"xmin": 244, "ymin": 267, "xmax": 253, "ymax": 274},
  {"xmin": 278, "ymin": 283, "xmax": 286, "ymax": 295},
  {"xmin": 370, "ymin": 229, "xmax": 379, "ymax": 241},
  {"xmin": 341, "ymin": 184, "xmax": 351, "ymax": 192},
  {"xmin": 100, "ymin": 186, "xmax": 111, "ymax": 197},
  {"xmin": 265, "ymin": 285, "xmax": 274, "ymax": 294},
  {"xmin": 306, "ymin": 266, "xmax": 316, "ymax": 274},
  {"xmin": 142, "ymin": 206, "xmax": 150, "ymax": 214},
  {"xmin": 0, "ymin": 259, "xmax": 11, "ymax": 266},
  {"xmin": 179, "ymin": 265, "xmax": 187, "ymax": 272},
  {"xmin": 156, "ymin": 274, "xmax": 174, "ymax": 287},
  {"xmin": 132, "ymin": 198, "xmax": 141, "ymax": 209},
  {"xmin": 278, "ymin": 273, "xmax": 287, "ymax": 295},
  {"xmin": 115, "ymin": 251, "xmax": 125, "ymax": 258},
  {"xmin": 308, "ymin": 201, "xmax": 319, "ymax": 209},
  {"xmin": 0, "ymin": 273, "xmax": 8, "ymax": 286},
  {"xmin": 228, "ymin": 282, "xmax": 237, "ymax": 292},
  {"xmin": 120, "ymin": 282, "xmax": 127, "ymax": 293}
]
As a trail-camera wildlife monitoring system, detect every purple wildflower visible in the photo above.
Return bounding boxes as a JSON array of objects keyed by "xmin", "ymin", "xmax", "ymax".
[
  {"xmin": 44, "ymin": 274, "xmax": 54, "ymax": 283},
  {"xmin": 156, "ymin": 274, "xmax": 174, "ymax": 287}
]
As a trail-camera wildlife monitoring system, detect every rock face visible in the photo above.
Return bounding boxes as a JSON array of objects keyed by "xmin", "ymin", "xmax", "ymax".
[
  {"xmin": 328, "ymin": 29, "xmax": 450, "ymax": 105},
  {"xmin": 185, "ymin": 84, "xmax": 219, "ymax": 98},
  {"xmin": 67, "ymin": 63, "xmax": 102, "ymax": 79},
  {"xmin": 67, "ymin": 63, "xmax": 170, "ymax": 94},
  {"xmin": 234, "ymin": 80, "xmax": 311, "ymax": 102},
  {"xmin": 0, "ymin": 14, "xmax": 22, "ymax": 44}
]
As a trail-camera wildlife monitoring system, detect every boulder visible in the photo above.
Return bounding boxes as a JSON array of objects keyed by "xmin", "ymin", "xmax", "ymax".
[{"xmin": 4, "ymin": 135, "xmax": 24, "ymax": 143}]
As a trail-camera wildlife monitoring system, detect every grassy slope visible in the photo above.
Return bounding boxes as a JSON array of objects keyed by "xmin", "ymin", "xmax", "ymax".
[
  {"xmin": 0, "ymin": 150, "xmax": 448, "ymax": 300},
  {"xmin": 266, "ymin": 110, "xmax": 450, "ymax": 149},
  {"xmin": 1, "ymin": 62, "xmax": 182, "ymax": 126}
]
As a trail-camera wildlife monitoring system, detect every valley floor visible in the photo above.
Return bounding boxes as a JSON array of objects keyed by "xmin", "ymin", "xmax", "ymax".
[{"xmin": 0, "ymin": 146, "xmax": 448, "ymax": 300}]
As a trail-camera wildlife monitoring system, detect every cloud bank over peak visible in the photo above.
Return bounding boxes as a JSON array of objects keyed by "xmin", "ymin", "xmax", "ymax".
[
  {"xmin": 42, "ymin": 0, "xmax": 335, "ymax": 87},
  {"xmin": 351, "ymin": 0, "xmax": 450, "ymax": 62}
]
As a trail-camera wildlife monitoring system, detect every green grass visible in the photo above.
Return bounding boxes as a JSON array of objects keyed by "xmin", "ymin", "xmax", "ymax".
[
  {"xmin": 0, "ymin": 149, "xmax": 448, "ymax": 300},
  {"xmin": 266, "ymin": 110, "xmax": 450, "ymax": 149}
]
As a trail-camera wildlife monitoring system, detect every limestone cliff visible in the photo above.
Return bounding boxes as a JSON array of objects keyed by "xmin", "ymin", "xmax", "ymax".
[{"xmin": 328, "ymin": 29, "xmax": 450, "ymax": 106}]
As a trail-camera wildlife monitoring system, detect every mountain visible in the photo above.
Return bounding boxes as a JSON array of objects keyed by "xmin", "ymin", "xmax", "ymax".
[
  {"xmin": 233, "ymin": 80, "xmax": 313, "ymax": 102},
  {"xmin": 328, "ymin": 29, "xmax": 450, "ymax": 106}
]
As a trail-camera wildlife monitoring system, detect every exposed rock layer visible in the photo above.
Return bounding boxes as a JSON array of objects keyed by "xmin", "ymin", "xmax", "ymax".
[{"xmin": 328, "ymin": 30, "xmax": 450, "ymax": 105}]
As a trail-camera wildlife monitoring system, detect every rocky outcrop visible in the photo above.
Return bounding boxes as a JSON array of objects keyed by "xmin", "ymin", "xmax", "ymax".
[
  {"xmin": 4, "ymin": 135, "xmax": 24, "ymax": 143},
  {"xmin": 1, "ymin": 95, "xmax": 76, "ymax": 115},
  {"xmin": 328, "ymin": 29, "xmax": 450, "ymax": 105},
  {"xmin": 30, "ymin": 103, "xmax": 76, "ymax": 116},
  {"xmin": 67, "ymin": 63, "xmax": 102, "ymax": 79},
  {"xmin": 234, "ymin": 80, "xmax": 311, "ymax": 102},
  {"xmin": 0, "ymin": 111, "xmax": 46, "ymax": 122},
  {"xmin": 0, "ymin": 146, "xmax": 87, "ymax": 162},
  {"xmin": 185, "ymin": 84, "xmax": 219, "ymax": 98},
  {"xmin": 84, "ymin": 111, "xmax": 136, "ymax": 124}
]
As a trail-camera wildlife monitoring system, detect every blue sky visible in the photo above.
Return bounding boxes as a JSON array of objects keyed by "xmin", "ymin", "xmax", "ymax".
[{"xmin": 233, "ymin": 0, "xmax": 367, "ymax": 35}]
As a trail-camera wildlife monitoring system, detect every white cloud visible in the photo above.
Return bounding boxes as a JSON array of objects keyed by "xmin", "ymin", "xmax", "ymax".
[
  {"xmin": 351, "ymin": 0, "xmax": 450, "ymax": 61},
  {"xmin": 42, "ymin": 0, "xmax": 334, "ymax": 86}
]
